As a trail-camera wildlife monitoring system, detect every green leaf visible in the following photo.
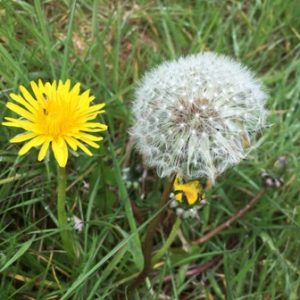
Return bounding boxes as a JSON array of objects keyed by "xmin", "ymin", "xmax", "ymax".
[{"xmin": 0, "ymin": 237, "xmax": 35, "ymax": 272}]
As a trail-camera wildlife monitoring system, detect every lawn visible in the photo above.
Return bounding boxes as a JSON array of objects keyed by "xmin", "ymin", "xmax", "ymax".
[{"xmin": 0, "ymin": 0, "xmax": 300, "ymax": 299}]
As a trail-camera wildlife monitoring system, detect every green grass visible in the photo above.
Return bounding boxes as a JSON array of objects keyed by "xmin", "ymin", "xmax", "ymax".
[{"xmin": 0, "ymin": 0, "xmax": 300, "ymax": 299}]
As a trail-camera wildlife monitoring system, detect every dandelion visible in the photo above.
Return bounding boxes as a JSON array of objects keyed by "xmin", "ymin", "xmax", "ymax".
[
  {"xmin": 131, "ymin": 53, "xmax": 268, "ymax": 284},
  {"xmin": 3, "ymin": 79, "xmax": 107, "ymax": 167},
  {"xmin": 2, "ymin": 79, "xmax": 107, "ymax": 258},
  {"xmin": 132, "ymin": 52, "xmax": 268, "ymax": 181}
]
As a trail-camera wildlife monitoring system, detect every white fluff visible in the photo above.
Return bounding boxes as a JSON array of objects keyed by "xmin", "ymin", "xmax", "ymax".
[{"xmin": 131, "ymin": 52, "xmax": 268, "ymax": 181}]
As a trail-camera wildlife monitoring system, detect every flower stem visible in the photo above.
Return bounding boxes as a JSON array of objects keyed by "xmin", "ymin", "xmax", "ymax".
[
  {"xmin": 130, "ymin": 176, "xmax": 174, "ymax": 290},
  {"xmin": 151, "ymin": 217, "xmax": 182, "ymax": 265},
  {"xmin": 192, "ymin": 188, "xmax": 266, "ymax": 245},
  {"xmin": 57, "ymin": 166, "xmax": 76, "ymax": 257}
]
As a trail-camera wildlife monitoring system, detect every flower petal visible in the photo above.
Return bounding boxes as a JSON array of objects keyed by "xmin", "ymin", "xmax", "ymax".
[
  {"xmin": 9, "ymin": 93, "xmax": 37, "ymax": 113},
  {"xmin": 6, "ymin": 103, "xmax": 35, "ymax": 122},
  {"xmin": 64, "ymin": 136, "xmax": 78, "ymax": 151},
  {"xmin": 10, "ymin": 132, "xmax": 37, "ymax": 143},
  {"xmin": 61, "ymin": 79, "xmax": 71, "ymax": 94},
  {"xmin": 3, "ymin": 117, "xmax": 35, "ymax": 131},
  {"xmin": 77, "ymin": 132, "xmax": 103, "ymax": 142},
  {"xmin": 19, "ymin": 86, "xmax": 39, "ymax": 110},
  {"xmin": 38, "ymin": 139, "xmax": 51, "ymax": 161},
  {"xmin": 78, "ymin": 137, "xmax": 101, "ymax": 149},
  {"xmin": 52, "ymin": 137, "xmax": 68, "ymax": 167},
  {"xmin": 70, "ymin": 82, "xmax": 80, "ymax": 97},
  {"xmin": 82, "ymin": 123, "xmax": 108, "ymax": 131},
  {"xmin": 175, "ymin": 193, "xmax": 183, "ymax": 202},
  {"xmin": 86, "ymin": 103, "xmax": 105, "ymax": 113},
  {"xmin": 18, "ymin": 136, "xmax": 45, "ymax": 156},
  {"xmin": 76, "ymin": 141, "xmax": 93, "ymax": 156},
  {"xmin": 30, "ymin": 80, "xmax": 45, "ymax": 106},
  {"xmin": 173, "ymin": 175, "xmax": 200, "ymax": 205}
]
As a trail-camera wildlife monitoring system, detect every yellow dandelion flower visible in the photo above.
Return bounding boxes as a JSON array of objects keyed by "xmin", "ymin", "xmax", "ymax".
[
  {"xmin": 173, "ymin": 175, "xmax": 201, "ymax": 205},
  {"xmin": 2, "ymin": 80, "xmax": 107, "ymax": 167}
]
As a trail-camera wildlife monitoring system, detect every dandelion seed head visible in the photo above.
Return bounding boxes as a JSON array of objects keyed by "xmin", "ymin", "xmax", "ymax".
[{"xmin": 131, "ymin": 52, "xmax": 268, "ymax": 181}]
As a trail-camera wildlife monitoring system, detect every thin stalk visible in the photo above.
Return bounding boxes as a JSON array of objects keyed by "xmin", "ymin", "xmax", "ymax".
[
  {"xmin": 57, "ymin": 166, "xmax": 76, "ymax": 257},
  {"xmin": 192, "ymin": 188, "xmax": 266, "ymax": 245},
  {"xmin": 152, "ymin": 217, "xmax": 182, "ymax": 265}
]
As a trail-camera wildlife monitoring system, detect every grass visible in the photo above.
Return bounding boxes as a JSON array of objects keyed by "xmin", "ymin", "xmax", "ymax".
[{"xmin": 0, "ymin": 0, "xmax": 300, "ymax": 299}]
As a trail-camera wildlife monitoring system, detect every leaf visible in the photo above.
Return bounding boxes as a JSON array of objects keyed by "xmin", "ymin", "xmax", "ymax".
[{"xmin": 0, "ymin": 237, "xmax": 35, "ymax": 272}]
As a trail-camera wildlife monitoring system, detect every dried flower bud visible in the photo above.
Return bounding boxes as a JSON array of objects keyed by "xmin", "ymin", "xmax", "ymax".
[{"xmin": 261, "ymin": 171, "xmax": 283, "ymax": 188}]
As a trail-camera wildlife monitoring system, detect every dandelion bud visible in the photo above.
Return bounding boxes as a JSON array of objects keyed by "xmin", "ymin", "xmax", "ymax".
[{"xmin": 132, "ymin": 52, "xmax": 268, "ymax": 181}]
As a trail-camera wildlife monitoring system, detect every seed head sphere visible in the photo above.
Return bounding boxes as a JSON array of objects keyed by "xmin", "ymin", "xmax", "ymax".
[{"xmin": 131, "ymin": 53, "xmax": 268, "ymax": 181}]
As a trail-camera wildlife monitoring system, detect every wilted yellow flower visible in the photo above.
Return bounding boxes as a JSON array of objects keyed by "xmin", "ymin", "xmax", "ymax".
[
  {"xmin": 173, "ymin": 175, "xmax": 201, "ymax": 205},
  {"xmin": 3, "ymin": 80, "xmax": 107, "ymax": 167}
]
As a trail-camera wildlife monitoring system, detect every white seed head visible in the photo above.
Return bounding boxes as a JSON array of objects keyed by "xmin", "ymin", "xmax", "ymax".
[{"xmin": 131, "ymin": 52, "xmax": 268, "ymax": 181}]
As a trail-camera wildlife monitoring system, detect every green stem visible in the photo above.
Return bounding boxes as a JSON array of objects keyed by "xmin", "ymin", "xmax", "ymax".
[
  {"xmin": 192, "ymin": 188, "xmax": 266, "ymax": 245},
  {"xmin": 151, "ymin": 217, "xmax": 182, "ymax": 265},
  {"xmin": 130, "ymin": 176, "xmax": 175, "ymax": 290},
  {"xmin": 57, "ymin": 166, "xmax": 76, "ymax": 257}
]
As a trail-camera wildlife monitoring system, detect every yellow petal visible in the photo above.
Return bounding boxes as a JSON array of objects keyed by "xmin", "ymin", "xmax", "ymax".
[
  {"xmin": 3, "ymin": 118, "xmax": 34, "ymax": 131},
  {"xmin": 175, "ymin": 193, "xmax": 183, "ymax": 202},
  {"xmin": 85, "ymin": 112, "xmax": 105, "ymax": 121},
  {"xmin": 80, "ymin": 89, "xmax": 91, "ymax": 101},
  {"xmin": 85, "ymin": 103, "xmax": 106, "ymax": 114},
  {"xmin": 173, "ymin": 175, "xmax": 182, "ymax": 190},
  {"xmin": 19, "ymin": 86, "xmax": 39, "ymax": 110},
  {"xmin": 9, "ymin": 93, "xmax": 37, "ymax": 113},
  {"xmin": 80, "ymin": 127, "xmax": 105, "ymax": 132},
  {"xmin": 82, "ymin": 123, "xmax": 108, "ymax": 131},
  {"xmin": 64, "ymin": 136, "xmax": 78, "ymax": 151},
  {"xmin": 30, "ymin": 80, "xmax": 45, "ymax": 105},
  {"xmin": 78, "ymin": 137, "xmax": 100, "ymax": 149},
  {"xmin": 70, "ymin": 82, "xmax": 80, "ymax": 97},
  {"xmin": 52, "ymin": 137, "xmax": 68, "ymax": 167},
  {"xmin": 51, "ymin": 80, "xmax": 57, "ymax": 90},
  {"xmin": 74, "ymin": 139, "xmax": 93, "ymax": 156},
  {"xmin": 62, "ymin": 79, "xmax": 71, "ymax": 94},
  {"xmin": 10, "ymin": 132, "xmax": 37, "ymax": 143},
  {"xmin": 18, "ymin": 136, "xmax": 45, "ymax": 156},
  {"xmin": 38, "ymin": 79, "xmax": 45, "ymax": 90},
  {"xmin": 173, "ymin": 175, "xmax": 200, "ymax": 205},
  {"xmin": 77, "ymin": 132, "xmax": 103, "ymax": 142},
  {"xmin": 181, "ymin": 181, "xmax": 200, "ymax": 205},
  {"xmin": 88, "ymin": 96, "xmax": 95, "ymax": 102},
  {"xmin": 38, "ymin": 139, "xmax": 51, "ymax": 161},
  {"xmin": 83, "ymin": 122, "xmax": 107, "ymax": 128},
  {"xmin": 6, "ymin": 103, "xmax": 35, "ymax": 122},
  {"xmin": 44, "ymin": 82, "xmax": 53, "ymax": 101},
  {"xmin": 184, "ymin": 188, "xmax": 198, "ymax": 205}
]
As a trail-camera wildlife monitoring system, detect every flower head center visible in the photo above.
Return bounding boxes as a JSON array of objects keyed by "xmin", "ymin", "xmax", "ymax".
[
  {"xmin": 38, "ymin": 97, "xmax": 77, "ymax": 137},
  {"xmin": 170, "ymin": 98, "xmax": 221, "ymax": 133}
]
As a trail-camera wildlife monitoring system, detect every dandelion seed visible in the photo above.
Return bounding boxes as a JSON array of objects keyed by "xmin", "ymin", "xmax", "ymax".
[
  {"xmin": 176, "ymin": 207, "xmax": 184, "ymax": 216},
  {"xmin": 132, "ymin": 52, "xmax": 268, "ymax": 181},
  {"xmin": 3, "ymin": 80, "xmax": 107, "ymax": 167},
  {"xmin": 73, "ymin": 215, "xmax": 84, "ymax": 233}
]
